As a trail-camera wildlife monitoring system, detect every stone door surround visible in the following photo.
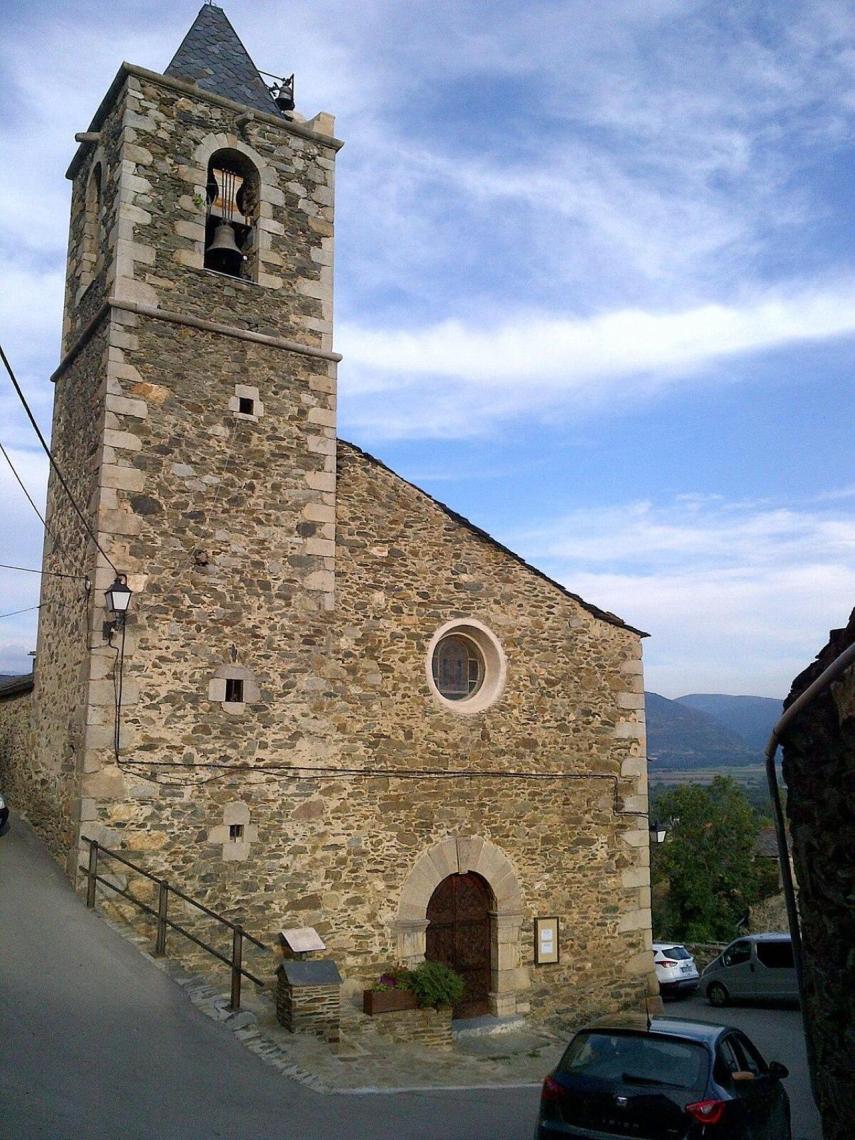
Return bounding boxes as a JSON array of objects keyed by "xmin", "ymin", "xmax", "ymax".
[{"xmin": 394, "ymin": 836, "xmax": 528, "ymax": 1017}]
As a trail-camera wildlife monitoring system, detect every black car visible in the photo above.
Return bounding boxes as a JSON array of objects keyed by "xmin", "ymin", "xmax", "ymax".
[
  {"xmin": 534, "ymin": 1014, "xmax": 790, "ymax": 1138},
  {"xmin": 0, "ymin": 791, "xmax": 8, "ymax": 835}
]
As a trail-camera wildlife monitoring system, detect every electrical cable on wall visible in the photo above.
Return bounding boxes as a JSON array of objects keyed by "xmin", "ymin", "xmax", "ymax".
[
  {"xmin": 117, "ymin": 756, "xmax": 648, "ymax": 816},
  {"xmin": 110, "ymin": 619, "xmax": 127, "ymax": 764}
]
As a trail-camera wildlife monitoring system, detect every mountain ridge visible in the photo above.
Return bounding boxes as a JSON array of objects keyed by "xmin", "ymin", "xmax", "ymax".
[
  {"xmin": 675, "ymin": 693, "xmax": 783, "ymax": 752},
  {"xmin": 645, "ymin": 691, "xmax": 782, "ymax": 769}
]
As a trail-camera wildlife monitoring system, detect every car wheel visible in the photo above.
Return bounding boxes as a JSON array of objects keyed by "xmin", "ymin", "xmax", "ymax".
[{"xmin": 707, "ymin": 982, "xmax": 729, "ymax": 1007}]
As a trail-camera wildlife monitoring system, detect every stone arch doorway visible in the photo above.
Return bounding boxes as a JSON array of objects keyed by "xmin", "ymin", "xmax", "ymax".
[
  {"xmin": 394, "ymin": 836, "xmax": 528, "ymax": 1017},
  {"xmin": 426, "ymin": 871, "xmax": 494, "ymax": 1018}
]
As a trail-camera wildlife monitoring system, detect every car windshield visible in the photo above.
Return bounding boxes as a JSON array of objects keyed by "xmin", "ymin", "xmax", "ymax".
[
  {"xmin": 558, "ymin": 1032, "xmax": 708, "ymax": 1093},
  {"xmin": 661, "ymin": 946, "xmax": 691, "ymax": 960}
]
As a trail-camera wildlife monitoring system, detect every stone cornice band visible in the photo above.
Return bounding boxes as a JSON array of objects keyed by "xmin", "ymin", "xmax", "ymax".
[
  {"xmin": 51, "ymin": 297, "xmax": 342, "ymax": 383},
  {"xmin": 68, "ymin": 62, "xmax": 343, "ymax": 180}
]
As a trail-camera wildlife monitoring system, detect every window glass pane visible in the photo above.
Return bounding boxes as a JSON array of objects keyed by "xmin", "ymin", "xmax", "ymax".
[
  {"xmin": 558, "ymin": 1032, "xmax": 708, "ymax": 1093},
  {"xmin": 756, "ymin": 940, "xmax": 794, "ymax": 969},
  {"xmin": 733, "ymin": 1034, "xmax": 765, "ymax": 1075},
  {"xmin": 225, "ymin": 678, "xmax": 244, "ymax": 703},
  {"xmin": 724, "ymin": 941, "xmax": 751, "ymax": 966},
  {"xmin": 433, "ymin": 636, "xmax": 483, "ymax": 700},
  {"xmin": 717, "ymin": 1039, "xmax": 741, "ymax": 1076},
  {"xmin": 663, "ymin": 946, "xmax": 691, "ymax": 960}
]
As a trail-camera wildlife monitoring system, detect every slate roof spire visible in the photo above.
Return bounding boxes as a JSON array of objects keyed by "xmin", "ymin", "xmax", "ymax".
[{"xmin": 165, "ymin": 3, "xmax": 281, "ymax": 116}]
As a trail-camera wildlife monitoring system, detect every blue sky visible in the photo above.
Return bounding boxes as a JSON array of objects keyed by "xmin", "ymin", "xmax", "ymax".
[{"xmin": 1, "ymin": 0, "xmax": 853, "ymax": 697}]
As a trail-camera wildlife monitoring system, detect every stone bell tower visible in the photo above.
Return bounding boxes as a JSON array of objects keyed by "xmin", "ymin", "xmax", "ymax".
[{"xmin": 35, "ymin": 4, "xmax": 343, "ymax": 868}]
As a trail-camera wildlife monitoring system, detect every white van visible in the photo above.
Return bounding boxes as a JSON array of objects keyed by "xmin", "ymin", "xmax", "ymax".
[{"xmin": 701, "ymin": 933, "xmax": 798, "ymax": 1006}]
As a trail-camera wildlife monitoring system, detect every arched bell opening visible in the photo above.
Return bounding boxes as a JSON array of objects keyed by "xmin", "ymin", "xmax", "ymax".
[
  {"xmin": 80, "ymin": 160, "xmax": 103, "ymax": 291},
  {"xmin": 204, "ymin": 148, "xmax": 260, "ymax": 279}
]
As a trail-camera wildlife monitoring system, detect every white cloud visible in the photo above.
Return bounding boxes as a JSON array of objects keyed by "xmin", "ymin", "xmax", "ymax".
[
  {"xmin": 338, "ymin": 281, "xmax": 855, "ymax": 437},
  {"xmin": 506, "ymin": 493, "xmax": 855, "ymax": 697},
  {"xmin": 344, "ymin": 284, "xmax": 855, "ymax": 384},
  {"xmin": 2, "ymin": 0, "xmax": 853, "ymax": 695}
]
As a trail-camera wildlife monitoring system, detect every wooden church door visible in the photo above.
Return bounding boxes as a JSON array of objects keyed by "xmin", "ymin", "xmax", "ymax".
[{"xmin": 425, "ymin": 871, "xmax": 493, "ymax": 1018}]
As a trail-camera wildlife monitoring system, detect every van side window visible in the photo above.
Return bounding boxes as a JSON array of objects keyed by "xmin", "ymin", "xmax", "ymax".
[
  {"xmin": 723, "ymin": 940, "xmax": 751, "ymax": 967},
  {"xmin": 756, "ymin": 940, "xmax": 794, "ymax": 969}
]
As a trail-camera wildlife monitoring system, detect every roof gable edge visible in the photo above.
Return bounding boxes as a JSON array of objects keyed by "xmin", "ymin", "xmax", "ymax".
[{"xmin": 338, "ymin": 440, "xmax": 648, "ymax": 638}]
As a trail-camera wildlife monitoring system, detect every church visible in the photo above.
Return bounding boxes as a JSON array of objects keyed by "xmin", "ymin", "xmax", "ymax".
[{"xmin": 1, "ymin": 4, "xmax": 656, "ymax": 1024}]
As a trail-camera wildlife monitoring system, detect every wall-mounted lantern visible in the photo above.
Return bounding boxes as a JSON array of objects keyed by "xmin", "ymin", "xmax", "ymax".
[
  {"xmin": 105, "ymin": 575, "xmax": 132, "ymax": 620},
  {"xmin": 649, "ymin": 820, "xmax": 668, "ymax": 844}
]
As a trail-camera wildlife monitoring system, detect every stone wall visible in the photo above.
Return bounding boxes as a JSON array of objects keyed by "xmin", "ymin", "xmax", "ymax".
[
  {"xmin": 65, "ymin": 438, "xmax": 653, "ymax": 1023},
  {"xmin": 63, "ymin": 81, "xmax": 126, "ymax": 345},
  {"xmin": 52, "ymin": 65, "xmax": 341, "ymax": 880},
  {"xmin": 369, "ymin": 1006, "xmax": 453, "ymax": 1050},
  {"xmin": 25, "ymin": 325, "xmax": 111, "ymax": 869},
  {"xmin": 748, "ymin": 893, "xmax": 788, "ymax": 934},
  {"xmin": 276, "ymin": 975, "xmax": 340, "ymax": 1042},
  {"xmin": 11, "ymin": 55, "xmax": 658, "ymax": 1029},
  {"xmin": 0, "ymin": 681, "xmax": 34, "ymax": 817},
  {"xmin": 781, "ymin": 608, "xmax": 855, "ymax": 1138},
  {"xmin": 333, "ymin": 444, "xmax": 654, "ymax": 1023}
]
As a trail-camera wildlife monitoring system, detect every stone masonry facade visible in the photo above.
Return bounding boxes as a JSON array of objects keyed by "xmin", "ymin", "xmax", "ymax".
[
  {"xmin": 781, "ymin": 610, "xmax": 855, "ymax": 1137},
  {"xmin": 2, "ymin": 10, "xmax": 658, "ymax": 1028}
]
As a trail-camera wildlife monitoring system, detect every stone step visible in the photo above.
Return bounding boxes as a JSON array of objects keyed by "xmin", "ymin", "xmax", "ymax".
[{"xmin": 452, "ymin": 1014, "xmax": 526, "ymax": 1038}]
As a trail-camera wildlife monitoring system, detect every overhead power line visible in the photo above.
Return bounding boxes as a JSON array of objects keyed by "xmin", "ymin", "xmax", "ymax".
[
  {"xmin": 0, "ymin": 604, "xmax": 42, "ymax": 619},
  {"xmin": 0, "ymin": 342, "xmax": 117, "ymax": 574},
  {"xmin": 0, "ymin": 562, "xmax": 90, "ymax": 582},
  {"xmin": 0, "ymin": 437, "xmax": 58, "ymax": 546}
]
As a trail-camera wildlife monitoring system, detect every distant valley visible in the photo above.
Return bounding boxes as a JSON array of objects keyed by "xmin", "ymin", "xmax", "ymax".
[{"xmin": 645, "ymin": 692, "xmax": 782, "ymax": 771}]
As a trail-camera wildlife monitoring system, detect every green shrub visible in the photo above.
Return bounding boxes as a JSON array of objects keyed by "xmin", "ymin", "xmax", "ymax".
[
  {"xmin": 371, "ymin": 965, "xmax": 414, "ymax": 993},
  {"xmin": 407, "ymin": 961, "xmax": 465, "ymax": 1009}
]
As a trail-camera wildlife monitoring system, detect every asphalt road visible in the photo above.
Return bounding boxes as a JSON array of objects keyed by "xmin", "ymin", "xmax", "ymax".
[
  {"xmin": 1, "ymin": 816, "xmax": 540, "ymax": 1139},
  {"xmin": 664, "ymin": 992, "xmax": 822, "ymax": 1139},
  {"xmin": 1, "ymin": 817, "xmax": 821, "ymax": 1139}
]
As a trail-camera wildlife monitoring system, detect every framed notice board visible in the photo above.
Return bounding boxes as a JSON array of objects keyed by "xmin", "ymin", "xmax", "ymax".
[{"xmin": 534, "ymin": 917, "xmax": 560, "ymax": 965}]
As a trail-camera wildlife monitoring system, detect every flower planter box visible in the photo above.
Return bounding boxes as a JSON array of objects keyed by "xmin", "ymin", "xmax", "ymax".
[
  {"xmin": 362, "ymin": 988, "xmax": 420, "ymax": 1015},
  {"xmin": 369, "ymin": 1003, "xmax": 453, "ymax": 1049}
]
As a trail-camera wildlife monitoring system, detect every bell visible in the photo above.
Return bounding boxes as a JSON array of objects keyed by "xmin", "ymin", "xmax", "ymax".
[
  {"xmin": 273, "ymin": 74, "xmax": 295, "ymax": 113},
  {"xmin": 205, "ymin": 222, "xmax": 243, "ymax": 275}
]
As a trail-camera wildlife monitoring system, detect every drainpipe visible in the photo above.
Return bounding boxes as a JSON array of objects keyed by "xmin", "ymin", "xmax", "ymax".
[{"xmin": 764, "ymin": 638, "xmax": 855, "ymax": 1107}]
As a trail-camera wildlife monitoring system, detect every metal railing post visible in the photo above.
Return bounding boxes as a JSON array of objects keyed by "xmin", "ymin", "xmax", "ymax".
[
  {"xmin": 154, "ymin": 879, "xmax": 169, "ymax": 957},
  {"xmin": 85, "ymin": 840, "xmax": 99, "ymax": 908},
  {"xmin": 229, "ymin": 924, "xmax": 244, "ymax": 1011},
  {"xmin": 77, "ymin": 839, "xmax": 268, "ymax": 1000}
]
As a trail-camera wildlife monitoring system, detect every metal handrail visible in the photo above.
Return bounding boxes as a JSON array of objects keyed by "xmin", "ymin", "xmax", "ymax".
[{"xmin": 80, "ymin": 836, "xmax": 271, "ymax": 1009}]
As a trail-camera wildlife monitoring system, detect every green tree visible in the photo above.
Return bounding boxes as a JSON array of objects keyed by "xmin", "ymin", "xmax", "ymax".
[{"xmin": 651, "ymin": 776, "xmax": 765, "ymax": 942}]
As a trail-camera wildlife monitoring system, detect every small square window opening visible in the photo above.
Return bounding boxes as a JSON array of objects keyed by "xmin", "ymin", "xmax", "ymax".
[
  {"xmin": 225, "ymin": 678, "xmax": 244, "ymax": 703},
  {"xmin": 229, "ymin": 823, "xmax": 244, "ymax": 841},
  {"xmin": 238, "ymin": 397, "xmax": 254, "ymax": 415}
]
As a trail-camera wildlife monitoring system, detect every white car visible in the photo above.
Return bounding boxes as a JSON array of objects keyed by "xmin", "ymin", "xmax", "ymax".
[{"xmin": 653, "ymin": 942, "xmax": 699, "ymax": 998}]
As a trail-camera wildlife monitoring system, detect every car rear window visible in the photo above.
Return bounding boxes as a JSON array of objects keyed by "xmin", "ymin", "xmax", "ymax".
[
  {"xmin": 661, "ymin": 946, "xmax": 691, "ymax": 960},
  {"xmin": 557, "ymin": 1032, "xmax": 709, "ymax": 1093},
  {"xmin": 756, "ymin": 940, "xmax": 794, "ymax": 968}
]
